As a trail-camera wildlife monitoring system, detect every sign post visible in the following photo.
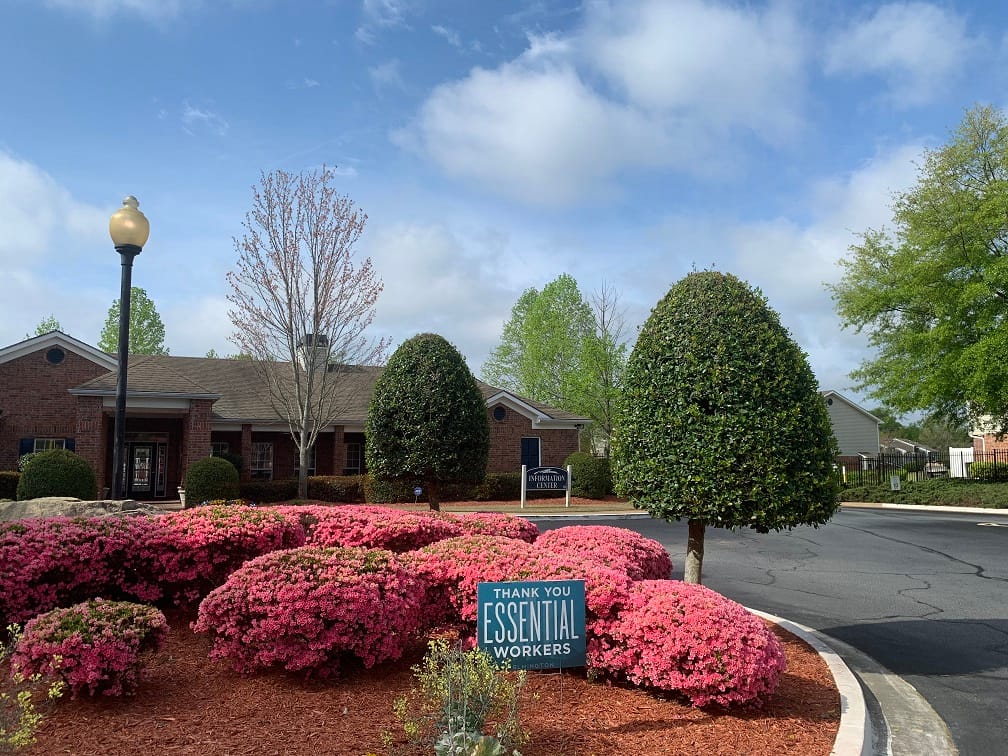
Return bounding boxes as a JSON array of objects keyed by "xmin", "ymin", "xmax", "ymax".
[
  {"xmin": 520, "ymin": 464, "xmax": 572, "ymax": 508},
  {"xmin": 477, "ymin": 579, "xmax": 586, "ymax": 670}
]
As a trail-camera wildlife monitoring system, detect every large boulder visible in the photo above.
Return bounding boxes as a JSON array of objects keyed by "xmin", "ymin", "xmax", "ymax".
[{"xmin": 0, "ymin": 497, "xmax": 165, "ymax": 521}]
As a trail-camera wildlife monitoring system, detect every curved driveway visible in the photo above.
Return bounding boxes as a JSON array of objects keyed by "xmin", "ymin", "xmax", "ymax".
[{"xmin": 534, "ymin": 508, "xmax": 1008, "ymax": 756}]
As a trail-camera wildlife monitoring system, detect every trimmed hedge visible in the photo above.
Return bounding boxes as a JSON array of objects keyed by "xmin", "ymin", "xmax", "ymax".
[
  {"xmin": 565, "ymin": 452, "xmax": 613, "ymax": 499},
  {"xmin": 239, "ymin": 478, "xmax": 298, "ymax": 503},
  {"xmin": 969, "ymin": 461, "xmax": 1008, "ymax": 483},
  {"xmin": 0, "ymin": 470, "xmax": 19, "ymax": 500},
  {"xmin": 841, "ymin": 478, "xmax": 1008, "ymax": 508},
  {"xmin": 307, "ymin": 475, "xmax": 366, "ymax": 503},
  {"xmin": 184, "ymin": 456, "xmax": 240, "ymax": 506},
  {"xmin": 16, "ymin": 449, "xmax": 97, "ymax": 501}
]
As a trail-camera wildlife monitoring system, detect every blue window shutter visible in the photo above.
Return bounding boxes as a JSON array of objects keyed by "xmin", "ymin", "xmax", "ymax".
[
  {"xmin": 520, "ymin": 437, "xmax": 540, "ymax": 468},
  {"xmin": 19, "ymin": 438, "xmax": 34, "ymax": 456},
  {"xmin": 65, "ymin": 439, "xmax": 76, "ymax": 452}
]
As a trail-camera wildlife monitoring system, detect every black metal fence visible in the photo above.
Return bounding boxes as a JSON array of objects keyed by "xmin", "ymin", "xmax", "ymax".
[{"xmin": 836, "ymin": 447, "xmax": 1008, "ymax": 488}]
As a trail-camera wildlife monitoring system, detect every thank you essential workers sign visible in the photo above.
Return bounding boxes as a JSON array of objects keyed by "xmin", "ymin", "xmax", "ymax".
[{"xmin": 477, "ymin": 579, "xmax": 586, "ymax": 670}]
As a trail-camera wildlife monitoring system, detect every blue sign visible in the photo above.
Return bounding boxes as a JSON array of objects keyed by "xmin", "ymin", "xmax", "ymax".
[
  {"xmin": 477, "ymin": 580, "xmax": 586, "ymax": 670},
  {"xmin": 525, "ymin": 466, "xmax": 569, "ymax": 491}
]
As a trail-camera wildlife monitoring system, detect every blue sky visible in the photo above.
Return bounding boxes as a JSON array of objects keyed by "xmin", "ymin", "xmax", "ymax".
[{"xmin": 3, "ymin": 0, "xmax": 1007, "ymax": 409}]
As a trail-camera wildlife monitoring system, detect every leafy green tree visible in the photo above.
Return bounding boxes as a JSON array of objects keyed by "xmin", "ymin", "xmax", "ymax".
[
  {"xmin": 29, "ymin": 314, "xmax": 61, "ymax": 338},
  {"xmin": 482, "ymin": 275, "xmax": 627, "ymax": 453},
  {"xmin": 366, "ymin": 333, "xmax": 489, "ymax": 511},
  {"xmin": 612, "ymin": 271, "xmax": 839, "ymax": 584},
  {"xmin": 831, "ymin": 104, "xmax": 1008, "ymax": 435},
  {"xmin": 98, "ymin": 287, "xmax": 168, "ymax": 355}
]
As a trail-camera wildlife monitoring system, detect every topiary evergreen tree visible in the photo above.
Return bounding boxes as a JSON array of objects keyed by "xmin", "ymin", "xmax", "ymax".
[
  {"xmin": 611, "ymin": 271, "xmax": 839, "ymax": 584},
  {"xmin": 183, "ymin": 456, "xmax": 240, "ymax": 507},
  {"xmin": 16, "ymin": 449, "xmax": 98, "ymax": 501},
  {"xmin": 366, "ymin": 333, "xmax": 489, "ymax": 511}
]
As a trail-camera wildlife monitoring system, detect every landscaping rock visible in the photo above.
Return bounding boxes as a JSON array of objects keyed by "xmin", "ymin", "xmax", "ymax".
[{"xmin": 0, "ymin": 497, "xmax": 165, "ymax": 521}]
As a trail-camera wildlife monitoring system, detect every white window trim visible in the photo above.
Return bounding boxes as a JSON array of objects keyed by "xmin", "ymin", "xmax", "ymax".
[
  {"xmin": 34, "ymin": 438, "xmax": 66, "ymax": 452},
  {"xmin": 250, "ymin": 442, "xmax": 274, "ymax": 481}
]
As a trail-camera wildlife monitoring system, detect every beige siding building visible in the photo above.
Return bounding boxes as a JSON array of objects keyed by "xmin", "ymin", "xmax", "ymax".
[{"xmin": 821, "ymin": 390, "xmax": 880, "ymax": 457}]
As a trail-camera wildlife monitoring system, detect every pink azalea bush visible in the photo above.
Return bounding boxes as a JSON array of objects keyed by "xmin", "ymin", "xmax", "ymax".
[
  {"xmin": 443, "ymin": 512, "xmax": 539, "ymax": 543},
  {"xmin": 0, "ymin": 517, "xmax": 160, "ymax": 624},
  {"xmin": 407, "ymin": 535, "xmax": 538, "ymax": 624},
  {"xmin": 132, "ymin": 505, "xmax": 305, "ymax": 604},
  {"xmin": 592, "ymin": 580, "xmax": 787, "ymax": 707},
  {"xmin": 295, "ymin": 505, "xmax": 464, "ymax": 552},
  {"xmin": 534, "ymin": 525, "xmax": 673, "ymax": 580},
  {"xmin": 193, "ymin": 545, "xmax": 426, "ymax": 677},
  {"xmin": 11, "ymin": 599, "xmax": 168, "ymax": 698}
]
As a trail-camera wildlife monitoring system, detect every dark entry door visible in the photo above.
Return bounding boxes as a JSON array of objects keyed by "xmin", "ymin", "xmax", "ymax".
[{"xmin": 127, "ymin": 443, "xmax": 155, "ymax": 498}]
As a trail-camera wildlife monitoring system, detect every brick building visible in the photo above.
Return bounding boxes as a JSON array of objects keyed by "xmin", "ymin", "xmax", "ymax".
[{"xmin": 0, "ymin": 332, "xmax": 586, "ymax": 499}]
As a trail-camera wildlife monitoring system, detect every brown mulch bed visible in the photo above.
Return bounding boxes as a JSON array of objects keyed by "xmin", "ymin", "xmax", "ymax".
[{"xmin": 25, "ymin": 614, "xmax": 839, "ymax": 755}]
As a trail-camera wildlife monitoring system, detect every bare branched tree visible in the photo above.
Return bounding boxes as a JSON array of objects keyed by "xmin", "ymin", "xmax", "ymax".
[
  {"xmin": 582, "ymin": 281, "xmax": 628, "ymax": 456},
  {"xmin": 227, "ymin": 167, "xmax": 388, "ymax": 497}
]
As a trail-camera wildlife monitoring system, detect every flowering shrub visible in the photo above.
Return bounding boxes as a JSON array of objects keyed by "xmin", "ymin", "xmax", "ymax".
[
  {"xmin": 193, "ymin": 545, "xmax": 426, "ymax": 676},
  {"xmin": 134, "ymin": 505, "xmax": 305, "ymax": 604},
  {"xmin": 593, "ymin": 580, "xmax": 786, "ymax": 707},
  {"xmin": 299, "ymin": 505, "xmax": 464, "ymax": 552},
  {"xmin": 0, "ymin": 516, "xmax": 160, "ymax": 625},
  {"xmin": 533, "ymin": 525, "xmax": 673, "ymax": 580},
  {"xmin": 12, "ymin": 599, "xmax": 168, "ymax": 699},
  {"xmin": 443, "ymin": 512, "xmax": 539, "ymax": 543},
  {"xmin": 407, "ymin": 536, "xmax": 538, "ymax": 625}
]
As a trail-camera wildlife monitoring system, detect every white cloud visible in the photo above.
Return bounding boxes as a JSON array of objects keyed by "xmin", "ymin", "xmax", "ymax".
[
  {"xmin": 824, "ymin": 3, "xmax": 975, "ymax": 106},
  {"xmin": 581, "ymin": 0, "xmax": 806, "ymax": 139},
  {"xmin": 369, "ymin": 59, "xmax": 405, "ymax": 91},
  {"xmin": 394, "ymin": 62, "xmax": 676, "ymax": 205},
  {"xmin": 181, "ymin": 101, "xmax": 229, "ymax": 136},
  {"xmin": 364, "ymin": 223, "xmax": 517, "ymax": 369},
  {"xmin": 395, "ymin": 0, "xmax": 808, "ymax": 205},
  {"xmin": 356, "ymin": 0, "xmax": 412, "ymax": 44},
  {"xmin": 43, "ymin": 0, "xmax": 194, "ymax": 19},
  {"xmin": 431, "ymin": 24, "xmax": 461, "ymax": 48},
  {"xmin": 0, "ymin": 152, "xmax": 110, "ymax": 346}
]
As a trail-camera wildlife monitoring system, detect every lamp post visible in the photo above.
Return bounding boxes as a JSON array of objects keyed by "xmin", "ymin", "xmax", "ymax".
[{"xmin": 108, "ymin": 196, "xmax": 150, "ymax": 500}]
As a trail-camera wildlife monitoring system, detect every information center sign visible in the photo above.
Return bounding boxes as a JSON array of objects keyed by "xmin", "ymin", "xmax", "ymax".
[{"xmin": 477, "ymin": 579, "xmax": 586, "ymax": 670}]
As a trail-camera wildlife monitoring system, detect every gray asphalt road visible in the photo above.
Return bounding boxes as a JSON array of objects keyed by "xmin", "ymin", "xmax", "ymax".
[{"xmin": 533, "ymin": 508, "xmax": 1008, "ymax": 756}]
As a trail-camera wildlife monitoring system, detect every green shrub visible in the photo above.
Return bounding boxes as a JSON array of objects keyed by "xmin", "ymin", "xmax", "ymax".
[
  {"xmin": 565, "ymin": 452, "xmax": 612, "ymax": 499},
  {"xmin": 393, "ymin": 637, "xmax": 527, "ymax": 755},
  {"xmin": 16, "ymin": 449, "xmax": 97, "ymax": 501},
  {"xmin": 476, "ymin": 473, "xmax": 522, "ymax": 501},
  {"xmin": 238, "ymin": 478, "xmax": 298, "ymax": 503},
  {"xmin": 307, "ymin": 475, "xmax": 366, "ymax": 503},
  {"xmin": 841, "ymin": 479, "xmax": 1008, "ymax": 508},
  {"xmin": 184, "ymin": 456, "xmax": 240, "ymax": 507},
  {"xmin": 969, "ymin": 461, "xmax": 1008, "ymax": 482},
  {"xmin": 363, "ymin": 476, "xmax": 417, "ymax": 504},
  {"xmin": 0, "ymin": 471, "xmax": 19, "ymax": 500},
  {"xmin": 366, "ymin": 333, "xmax": 489, "ymax": 510},
  {"xmin": 218, "ymin": 451, "xmax": 244, "ymax": 476}
]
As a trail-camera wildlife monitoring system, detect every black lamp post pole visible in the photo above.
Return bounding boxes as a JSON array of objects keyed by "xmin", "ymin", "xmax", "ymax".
[{"xmin": 111, "ymin": 244, "xmax": 140, "ymax": 499}]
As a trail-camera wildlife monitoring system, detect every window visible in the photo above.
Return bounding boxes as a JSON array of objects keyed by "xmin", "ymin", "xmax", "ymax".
[
  {"xmin": 344, "ymin": 442, "xmax": 362, "ymax": 474},
  {"xmin": 294, "ymin": 445, "xmax": 317, "ymax": 476},
  {"xmin": 210, "ymin": 441, "xmax": 230, "ymax": 457},
  {"xmin": 34, "ymin": 438, "xmax": 66, "ymax": 452},
  {"xmin": 45, "ymin": 348, "xmax": 65, "ymax": 365},
  {"xmin": 250, "ymin": 442, "xmax": 273, "ymax": 480},
  {"xmin": 520, "ymin": 437, "xmax": 541, "ymax": 468}
]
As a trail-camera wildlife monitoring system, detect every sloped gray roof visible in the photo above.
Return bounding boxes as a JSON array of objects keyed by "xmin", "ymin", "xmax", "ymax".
[{"xmin": 69, "ymin": 355, "xmax": 586, "ymax": 425}]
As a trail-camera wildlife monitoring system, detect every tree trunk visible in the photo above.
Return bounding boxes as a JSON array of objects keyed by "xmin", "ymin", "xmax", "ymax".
[
  {"xmin": 684, "ymin": 518, "xmax": 705, "ymax": 584},
  {"xmin": 427, "ymin": 479, "xmax": 441, "ymax": 512},
  {"xmin": 297, "ymin": 436, "xmax": 309, "ymax": 499}
]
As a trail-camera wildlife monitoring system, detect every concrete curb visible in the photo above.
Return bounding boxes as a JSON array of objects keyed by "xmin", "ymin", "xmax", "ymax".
[
  {"xmin": 749, "ymin": 609, "xmax": 869, "ymax": 756},
  {"xmin": 841, "ymin": 501, "xmax": 1008, "ymax": 516}
]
